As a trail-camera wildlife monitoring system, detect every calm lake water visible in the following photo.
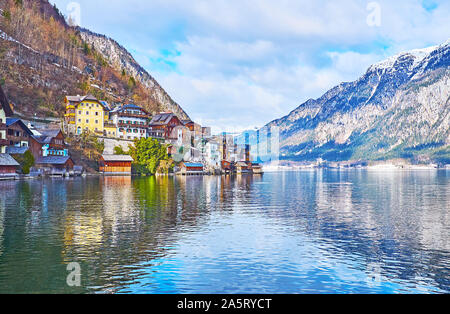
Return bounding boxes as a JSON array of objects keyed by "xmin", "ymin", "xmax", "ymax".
[{"xmin": 0, "ymin": 170, "xmax": 449, "ymax": 294}]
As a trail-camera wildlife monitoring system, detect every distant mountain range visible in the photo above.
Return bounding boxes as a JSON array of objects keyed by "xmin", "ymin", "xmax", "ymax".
[
  {"xmin": 0, "ymin": 0, "xmax": 189, "ymax": 119},
  {"xmin": 261, "ymin": 40, "xmax": 450, "ymax": 164}
]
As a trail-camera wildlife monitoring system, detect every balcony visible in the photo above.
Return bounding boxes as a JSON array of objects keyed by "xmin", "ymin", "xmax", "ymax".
[
  {"xmin": 104, "ymin": 122, "xmax": 116, "ymax": 128},
  {"xmin": 118, "ymin": 113, "xmax": 150, "ymax": 120},
  {"xmin": 118, "ymin": 122, "xmax": 149, "ymax": 128}
]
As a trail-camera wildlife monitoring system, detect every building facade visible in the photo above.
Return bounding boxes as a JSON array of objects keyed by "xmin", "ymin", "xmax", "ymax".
[
  {"xmin": 99, "ymin": 155, "xmax": 134, "ymax": 174},
  {"xmin": 30, "ymin": 129, "xmax": 69, "ymax": 160},
  {"xmin": 149, "ymin": 113, "xmax": 183, "ymax": 140},
  {"xmin": 6, "ymin": 118, "xmax": 33, "ymax": 147},
  {"xmin": 108, "ymin": 104, "xmax": 151, "ymax": 140},
  {"xmin": 64, "ymin": 95, "xmax": 107, "ymax": 136}
]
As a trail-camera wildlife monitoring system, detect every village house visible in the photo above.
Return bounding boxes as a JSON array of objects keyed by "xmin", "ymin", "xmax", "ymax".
[
  {"xmin": 35, "ymin": 156, "xmax": 75, "ymax": 175},
  {"xmin": 30, "ymin": 129, "xmax": 68, "ymax": 160},
  {"xmin": 0, "ymin": 85, "xmax": 13, "ymax": 154},
  {"xmin": 203, "ymin": 139, "xmax": 221, "ymax": 168},
  {"xmin": 64, "ymin": 95, "xmax": 108, "ymax": 136},
  {"xmin": 202, "ymin": 127, "xmax": 212, "ymax": 138},
  {"xmin": 6, "ymin": 118, "xmax": 33, "ymax": 147},
  {"xmin": 108, "ymin": 104, "xmax": 151, "ymax": 140},
  {"xmin": 149, "ymin": 113, "xmax": 183, "ymax": 140},
  {"xmin": 180, "ymin": 162, "xmax": 204, "ymax": 175},
  {"xmin": 183, "ymin": 119, "xmax": 203, "ymax": 137},
  {"xmin": 0, "ymin": 153, "xmax": 20, "ymax": 178},
  {"xmin": 99, "ymin": 154, "xmax": 134, "ymax": 175},
  {"xmin": 235, "ymin": 161, "xmax": 252, "ymax": 174}
]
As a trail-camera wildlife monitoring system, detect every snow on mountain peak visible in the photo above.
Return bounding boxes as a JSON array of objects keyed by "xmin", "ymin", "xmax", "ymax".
[{"xmin": 367, "ymin": 41, "xmax": 448, "ymax": 73}]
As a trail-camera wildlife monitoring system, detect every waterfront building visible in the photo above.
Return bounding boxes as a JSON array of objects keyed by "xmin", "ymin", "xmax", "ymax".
[
  {"xmin": 235, "ymin": 161, "xmax": 252, "ymax": 174},
  {"xmin": 180, "ymin": 162, "xmax": 204, "ymax": 175},
  {"xmin": 30, "ymin": 129, "xmax": 69, "ymax": 160},
  {"xmin": 108, "ymin": 104, "xmax": 151, "ymax": 140},
  {"xmin": 0, "ymin": 153, "xmax": 19, "ymax": 177},
  {"xmin": 0, "ymin": 85, "xmax": 13, "ymax": 154},
  {"xmin": 35, "ymin": 156, "xmax": 75, "ymax": 174},
  {"xmin": 203, "ymin": 139, "xmax": 221, "ymax": 168},
  {"xmin": 99, "ymin": 155, "xmax": 134, "ymax": 175},
  {"xmin": 202, "ymin": 127, "xmax": 212, "ymax": 138},
  {"xmin": 64, "ymin": 95, "xmax": 108, "ymax": 136},
  {"xmin": 6, "ymin": 118, "xmax": 33, "ymax": 147},
  {"xmin": 183, "ymin": 120, "xmax": 203, "ymax": 137},
  {"xmin": 149, "ymin": 113, "xmax": 183, "ymax": 140}
]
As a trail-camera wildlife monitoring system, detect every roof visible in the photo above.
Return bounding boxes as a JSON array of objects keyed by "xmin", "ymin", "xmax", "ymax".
[
  {"xmin": 150, "ymin": 113, "xmax": 178, "ymax": 125},
  {"xmin": 110, "ymin": 103, "xmax": 148, "ymax": 114},
  {"xmin": 6, "ymin": 146, "xmax": 29, "ymax": 155},
  {"xmin": 36, "ymin": 156, "xmax": 73, "ymax": 165},
  {"xmin": 0, "ymin": 154, "xmax": 20, "ymax": 166},
  {"xmin": 182, "ymin": 162, "xmax": 204, "ymax": 168},
  {"xmin": 5, "ymin": 117, "xmax": 19, "ymax": 126},
  {"xmin": 5, "ymin": 118, "xmax": 33, "ymax": 135},
  {"xmin": 100, "ymin": 101, "xmax": 111, "ymax": 111},
  {"xmin": 236, "ymin": 162, "xmax": 249, "ymax": 167},
  {"xmin": 0, "ymin": 85, "xmax": 13, "ymax": 116},
  {"xmin": 32, "ymin": 129, "xmax": 63, "ymax": 144},
  {"xmin": 65, "ymin": 95, "xmax": 107, "ymax": 108},
  {"xmin": 102, "ymin": 155, "xmax": 134, "ymax": 162},
  {"xmin": 39, "ymin": 129, "xmax": 62, "ymax": 138}
]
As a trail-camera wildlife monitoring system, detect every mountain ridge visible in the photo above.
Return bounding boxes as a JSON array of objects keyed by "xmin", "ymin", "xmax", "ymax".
[
  {"xmin": 0, "ymin": 0, "xmax": 189, "ymax": 120},
  {"xmin": 78, "ymin": 27, "xmax": 189, "ymax": 120},
  {"xmin": 262, "ymin": 40, "xmax": 450, "ymax": 164}
]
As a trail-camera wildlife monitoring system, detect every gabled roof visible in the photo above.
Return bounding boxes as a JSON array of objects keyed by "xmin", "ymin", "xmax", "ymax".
[
  {"xmin": 35, "ymin": 156, "xmax": 73, "ymax": 165},
  {"xmin": 0, "ymin": 154, "xmax": 20, "ymax": 166},
  {"xmin": 6, "ymin": 146, "xmax": 29, "ymax": 155},
  {"xmin": 100, "ymin": 101, "xmax": 111, "ymax": 111},
  {"xmin": 65, "ymin": 95, "xmax": 107, "ymax": 108},
  {"xmin": 6, "ymin": 118, "xmax": 33, "ymax": 135},
  {"xmin": 32, "ymin": 129, "xmax": 64, "ymax": 144},
  {"xmin": 102, "ymin": 154, "xmax": 134, "ymax": 162},
  {"xmin": 110, "ymin": 103, "xmax": 148, "ymax": 114},
  {"xmin": 39, "ymin": 129, "xmax": 63, "ymax": 138},
  {"xmin": 0, "ymin": 85, "xmax": 13, "ymax": 116},
  {"xmin": 150, "ymin": 113, "xmax": 179, "ymax": 125}
]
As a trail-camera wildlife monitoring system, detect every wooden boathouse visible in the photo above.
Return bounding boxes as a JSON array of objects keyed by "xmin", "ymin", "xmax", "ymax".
[
  {"xmin": 99, "ymin": 155, "xmax": 134, "ymax": 175},
  {"xmin": 180, "ymin": 162, "xmax": 204, "ymax": 175}
]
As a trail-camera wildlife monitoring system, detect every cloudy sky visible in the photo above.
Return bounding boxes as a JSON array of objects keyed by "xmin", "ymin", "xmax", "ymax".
[{"xmin": 51, "ymin": 0, "xmax": 449, "ymax": 133}]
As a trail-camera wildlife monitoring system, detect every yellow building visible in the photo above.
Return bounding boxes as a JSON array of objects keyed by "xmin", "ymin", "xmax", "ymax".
[{"xmin": 64, "ymin": 95, "xmax": 108, "ymax": 136}]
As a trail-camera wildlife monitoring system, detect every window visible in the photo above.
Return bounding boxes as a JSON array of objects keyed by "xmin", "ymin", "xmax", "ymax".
[
  {"xmin": 86, "ymin": 111, "xmax": 89, "ymax": 115},
  {"xmin": 95, "ymin": 112, "xmax": 99, "ymax": 116},
  {"xmin": 95, "ymin": 120, "xmax": 99, "ymax": 124},
  {"xmin": 78, "ymin": 111, "xmax": 82, "ymax": 115},
  {"xmin": 86, "ymin": 119, "xmax": 89, "ymax": 123}
]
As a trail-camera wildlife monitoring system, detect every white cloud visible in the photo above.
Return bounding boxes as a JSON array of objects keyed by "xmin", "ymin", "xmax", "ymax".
[{"xmin": 50, "ymin": 0, "xmax": 450, "ymax": 132}]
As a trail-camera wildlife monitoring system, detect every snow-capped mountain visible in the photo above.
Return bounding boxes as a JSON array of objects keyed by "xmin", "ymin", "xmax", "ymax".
[{"xmin": 264, "ymin": 40, "xmax": 450, "ymax": 163}]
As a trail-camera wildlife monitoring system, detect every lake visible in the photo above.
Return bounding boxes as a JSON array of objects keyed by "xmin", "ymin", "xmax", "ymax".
[{"xmin": 0, "ymin": 170, "xmax": 449, "ymax": 294}]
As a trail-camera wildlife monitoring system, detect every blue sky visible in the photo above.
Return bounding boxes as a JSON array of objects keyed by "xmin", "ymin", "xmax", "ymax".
[{"xmin": 50, "ymin": 0, "xmax": 449, "ymax": 133}]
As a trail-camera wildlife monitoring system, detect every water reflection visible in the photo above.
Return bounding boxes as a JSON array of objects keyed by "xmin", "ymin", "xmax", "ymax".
[{"xmin": 0, "ymin": 170, "xmax": 448, "ymax": 293}]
